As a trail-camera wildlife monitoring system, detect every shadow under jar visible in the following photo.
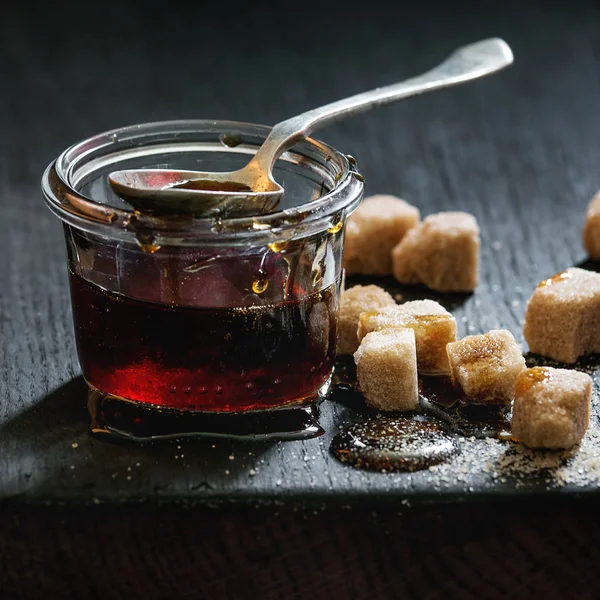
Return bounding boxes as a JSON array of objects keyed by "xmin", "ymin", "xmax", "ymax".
[{"xmin": 42, "ymin": 120, "xmax": 364, "ymax": 441}]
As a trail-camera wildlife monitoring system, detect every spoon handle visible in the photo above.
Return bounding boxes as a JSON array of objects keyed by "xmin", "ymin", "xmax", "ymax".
[{"xmin": 250, "ymin": 38, "xmax": 513, "ymax": 173}]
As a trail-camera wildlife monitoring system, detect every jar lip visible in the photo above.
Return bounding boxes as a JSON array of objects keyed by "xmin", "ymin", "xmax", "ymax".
[{"xmin": 41, "ymin": 119, "xmax": 365, "ymax": 246}]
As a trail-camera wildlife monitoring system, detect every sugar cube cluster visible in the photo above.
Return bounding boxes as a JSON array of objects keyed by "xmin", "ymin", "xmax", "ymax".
[
  {"xmin": 358, "ymin": 300, "xmax": 456, "ymax": 374},
  {"xmin": 332, "ymin": 189, "xmax": 600, "ymax": 453},
  {"xmin": 337, "ymin": 282, "xmax": 592, "ymax": 450},
  {"xmin": 342, "ymin": 195, "xmax": 480, "ymax": 292}
]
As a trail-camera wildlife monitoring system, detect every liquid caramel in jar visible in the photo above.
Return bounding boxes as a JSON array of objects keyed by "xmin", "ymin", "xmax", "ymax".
[{"xmin": 70, "ymin": 272, "xmax": 338, "ymax": 412}]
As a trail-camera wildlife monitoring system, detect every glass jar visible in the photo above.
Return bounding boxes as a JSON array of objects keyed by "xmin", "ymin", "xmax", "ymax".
[{"xmin": 42, "ymin": 120, "xmax": 364, "ymax": 440}]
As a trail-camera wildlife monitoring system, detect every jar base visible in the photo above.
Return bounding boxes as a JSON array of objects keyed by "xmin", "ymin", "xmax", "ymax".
[{"xmin": 86, "ymin": 380, "xmax": 329, "ymax": 443}]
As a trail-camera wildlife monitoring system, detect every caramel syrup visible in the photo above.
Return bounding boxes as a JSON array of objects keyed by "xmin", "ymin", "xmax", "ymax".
[
  {"xmin": 418, "ymin": 376, "xmax": 511, "ymax": 439},
  {"xmin": 168, "ymin": 179, "xmax": 252, "ymax": 193},
  {"xmin": 329, "ymin": 362, "xmax": 512, "ymax": 472},
  {"xmin": 87, "ymin": 386, "xmax": 325, "ymax": 442},
  {"xmin": 537, "ymin": 270, "xmax": 572, "ymax": 288},
  {"xmin": 69, "ymin": 273, "xmax": 337, "ymax": 412},
  {"xmin": 330, "ymin": 416, "xmax": 457, "ymax": 472},
  {"xmin": 515, "ymin": 366, "xmax": 551, "ymax": 394}
]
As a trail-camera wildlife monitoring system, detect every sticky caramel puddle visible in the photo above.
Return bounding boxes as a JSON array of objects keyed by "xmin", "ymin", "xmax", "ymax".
[{"xmin": 330, "ymin": 359, "xmax": 512, "ymax": 472}]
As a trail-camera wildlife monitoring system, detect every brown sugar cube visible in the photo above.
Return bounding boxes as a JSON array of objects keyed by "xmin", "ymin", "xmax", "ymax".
[
  {"xmin": 523, "ymin": 267, "xmax": 600, "ymax": 363},
  {"xmin": 358, "ymin": 300, "xmax": 457, "ymax": 374},
  {"xmin": 354, "ymin": 329, "xmax": 418, "ymax": 411},
  {"xmin": 582, "ymin": 192, "xmax": 600, "ymax": 260},
  {"xmin": 512, "ymin": 367, "xmax": 592, "ymax": 449},
  {"xmin": 343, "ymin": 195, "xmax": 420, "ymax": 276},
  {"xmin": 392, "ymin": 212, "xmax": 480, "ymax": 292},
  {"xmin": 308, "ymin": 301, "xmax": 330, "ymax": 356},
  {"xmin": 446, "ymin": 329, "xmax": 526, "ymax": 404},
  {"xmin": 336, "ymin": 285, "xmax": 395, "ymax": 355}
]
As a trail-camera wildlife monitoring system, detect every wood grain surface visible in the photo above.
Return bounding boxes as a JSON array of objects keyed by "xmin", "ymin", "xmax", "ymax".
[{"xmin": 2, "ymin": 0, "xmax": 600, "ymax": 597}]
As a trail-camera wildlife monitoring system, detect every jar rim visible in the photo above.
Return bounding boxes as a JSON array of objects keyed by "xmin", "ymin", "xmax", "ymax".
[{"xmin": 41, "ymin": 119, "xmax": 365, "ymax": 246}]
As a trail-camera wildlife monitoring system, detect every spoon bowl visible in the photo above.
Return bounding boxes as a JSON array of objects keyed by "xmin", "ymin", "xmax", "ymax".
[{"xmin": 108, "ymin": 167, "xmax": 283, "ymax": 216}]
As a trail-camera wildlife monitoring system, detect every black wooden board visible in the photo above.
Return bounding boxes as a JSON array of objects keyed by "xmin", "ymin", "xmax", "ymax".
[{"xmin": 3, "ymin": 0, "xmax": 600, "ymax": 506}]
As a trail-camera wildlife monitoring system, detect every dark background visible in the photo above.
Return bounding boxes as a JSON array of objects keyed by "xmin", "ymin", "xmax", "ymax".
[
  {"xmin": 3, "ymin": 1, "xmax": 600, "ymax": 598},
  {"xmin": 5, "ymin": 0, "xmax": 600, "ymax": 210}
]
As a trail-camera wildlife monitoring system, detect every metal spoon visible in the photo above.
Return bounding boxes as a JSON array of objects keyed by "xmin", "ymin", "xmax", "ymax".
[{"xmin": 109, "ymin": 38, "xmax": 513, "ymax": 217}]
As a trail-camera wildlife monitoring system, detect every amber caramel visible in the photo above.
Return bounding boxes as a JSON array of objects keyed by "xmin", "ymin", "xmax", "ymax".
[{"xmin": 70, "ymin": 273, "xmax": 337, "ymax": 412}]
